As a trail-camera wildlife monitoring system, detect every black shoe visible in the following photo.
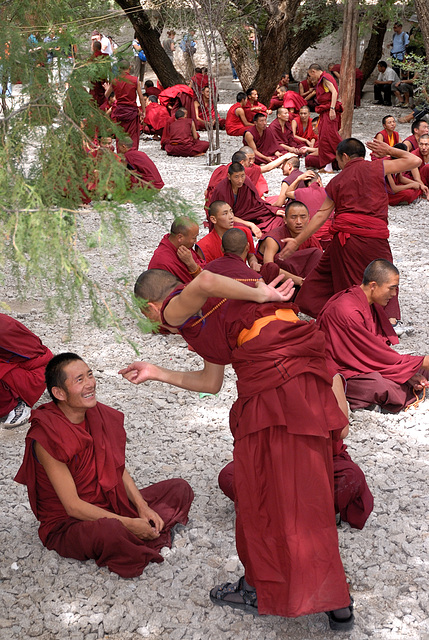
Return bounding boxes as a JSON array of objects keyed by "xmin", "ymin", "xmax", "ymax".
[
  {"xmin": 373, "ymin": 101, "xmax": 384, "ymax": 105},
  {"xmin": 384, "ymin": 102, "xmax": 392, "ymax": 106}
]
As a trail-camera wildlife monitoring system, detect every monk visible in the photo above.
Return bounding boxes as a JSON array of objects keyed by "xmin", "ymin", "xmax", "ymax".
[
  {"xmin": 120, "ymin": 268, "xmax": 354, "ymax": 630},
  {"xmin": 117, "ymin": 137, "xmax": 164, "ymax": 190},
  {"xmin": 209, "ymin": 163, "xmax": 285, "ymax": 237},
  {"xmin": 89, "ymin": 40, "xmax": 109, "ymax": 108},
  {"xmin": 243, "ymin": 87, "xmax": 267, "ymax": 123},
  {"xmin": 196, "ymin": 201, "xmax": 259, "ymax": 269},
  {"xmin": 164, "ymin": 109, "xmax": 209, "ymax": 157},
  {"xmin": 105, "ymin": 60, "xmax": 145, "ymax": 151},
  {"xmin": 147, "ymin": 216, "xmax": 205, "ymax": 283},
  {"xmin": 282, "ymin": 170, "xmax": 333, "ymax": 248},
  {"xmin": 307, "ymin": 64, "xmax": 342, "ymax": 172},
  {"xmin": 328, "ymin": 63, "xmax": 363, "ymax": 107},
  {"xmin": 143, "ymin": 95, "xmax": 170, "ymax": 140},
  {"xmin": 225, "ymin": 92, "xmax": 253, "ymax": 137},
  {"xmin": 269, "ymin": 107, "xmax": 307, "ymax": 155},
  {"xmin": 15, "ymin": 353, "xmax": 193, "ymax": 577},
  {"xmin": 410, "ymin": 133, "xmax": 429, "ymax": 195},
  {"xmin": 385, "ymin": 143, "xmax": 422, "ymax": 205},
  {"xmin": 292, "ymin": 105, "xmax": 318, "ymax": 148},
  {"xmin": 403, "ymin": 119, "xmax": 429, "ymax": 152},
  {"xmin": 317, "ymin": 260, "xmax": 429, "ymax": 412},
  {"xmin": 1, "ymin": 315, "xmax": 53, "ymax": 428},
  {"xmin": 257, "ymin": 201, "xmax": 322, "ymax": 286},
  {"xmin": 282, "ymin": 89, "xmax": 307, "ymax": 113},
  {"xmin": 374, "ymin": 115, "xmax": 401, "ymax": 146},
  {"xmin": 268, "ymin": 84, "xmax": 287, "ymax": 112},
  {"xmin": 278, "ymin": 138, "xmax": 421, "ymax": 324},
  {"xmin": 298, "ymin": 75, "xmax": 317, "ymax": 111},
  {"xmin": 194, "ymin": 85, "xmax": 226, "ymax": 130},
  {"xmin": 143, "ymin": 79, "xmax": 161, "ymax": 98},
  {"xmin": 243, "ymin": 113, "xmax": 281, "ymax": 165}
]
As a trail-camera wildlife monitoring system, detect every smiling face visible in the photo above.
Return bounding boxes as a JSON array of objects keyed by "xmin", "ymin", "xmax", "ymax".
[{"xmin": 53, "ymin": 360, "xmax": 97, "ymax": 421}]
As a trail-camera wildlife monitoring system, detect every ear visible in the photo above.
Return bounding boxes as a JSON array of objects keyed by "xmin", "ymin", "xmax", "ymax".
[
  {"xmin": 209, "ymin": 215, "xmax": 217, "ymax": 225},
  {"xmin": 52, "ymin": 386, "xmax": 67, "ymax": 402}
]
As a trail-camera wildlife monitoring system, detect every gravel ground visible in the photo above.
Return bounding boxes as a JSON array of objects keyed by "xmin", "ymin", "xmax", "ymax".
[{"xmin": 1, "ymin": 77, "xmax": 429, "ymax": 640}]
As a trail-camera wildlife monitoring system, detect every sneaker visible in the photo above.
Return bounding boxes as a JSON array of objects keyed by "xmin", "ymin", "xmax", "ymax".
[
  {"xmin": 392, "ymin": 320, "xmax": 414, "ymax": 337},
  {"xmin": 3, "ymin": 400, "xmax": 31, "ymax": 428}
]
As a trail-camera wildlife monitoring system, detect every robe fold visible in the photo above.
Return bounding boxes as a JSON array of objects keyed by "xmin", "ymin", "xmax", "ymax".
[
  {"xmin": 161, "ymin": 285, "xmax": 350, "ymax": 617},
  {"xmin": 0, "ymin": 314, "xmax": 53, "ymax": 415},
  {"xmin": 225, "ymin": 103, "xmax": 248, "ymax": 137},
  {"xmin": 282, "ymin": 90, "xmax": 306, "ymax": 111},
  {"xmin": 257, "ymin": 224, "xmax": 322, "ymax": 277},
  {"xmin": 295, "ymin": 117, "xmax": 318, "ymax": 144},
  {"xmin": 148, "ymin": 234, "xmax": 205, "ymax": 284},
  {"xmin": 294, "ymin": 183, "xmax": 333, "ymax": 248},
  {"xmin": 15, "ymin": 402, "xmax": 193, "ymax": 577},
  {"xmin": 386, "ymin": 174, "xmax": 421, "ymax": 205},
  {"xmin": 243, "ymin": 100, "xmax": 267, "ymax": 123},
  {"xmin": 125, "ymin": 149, "xmax": 164, "ymax": 190},
  {"xmin": 143, "ymin": 102, "xmax": 170, "ymax": 135},
  {"xmin": 315, "ymin": 72, "xmax": 342, "ymax": 166},
  {"xmin": 205, "ymin": 163, "xmax": 268, "ymax": 216},
  {"xmin": 296, "ymin": 157, "xmax": 400, "ymax": 320},
  {"xmin": 112, "ymin": 72, "xmax": 140, "ymax": 150},
  {"xmin": 244, "ymin": 126, "xmax": 280, "ymax": 165},
  {"xmin": 210, "ymin": 176, "xmax": 284, "ymax": 233},
  {"xmin": 203, "ymin": 252, "xmax": 279, "ymax": 284},
  {"xmin": 269, "ymin": 117, "xmax": 300, "ymax": 150},
  {"xmin": 317, "ymin": 286, "xmax": 423, "ymax": 412},
  {"xmin": 164, "ymin": 118, "xmax": 209, "ymax": 157}
]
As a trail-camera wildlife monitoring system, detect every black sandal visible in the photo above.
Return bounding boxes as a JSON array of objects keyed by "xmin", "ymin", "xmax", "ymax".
[
  {"xmin": 210, "ymin": 576, "xmax": 259, "ymax": 615},
  {"xmin": 326, "ymin": 598, "xmax": 355, "ymax": 631}
]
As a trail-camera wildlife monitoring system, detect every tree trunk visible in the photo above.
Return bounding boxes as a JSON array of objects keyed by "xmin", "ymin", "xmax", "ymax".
[
  {"xmin": 218, "ymin": 28, "xmax": 257, "ymax": 91},
  {"xmin": 339, "ymin": 0, "xmax": 359, "ymax": 138},
  {"xmin": 114, "ymin": 0, "xmax": 185, "ymax": 87},
  {"xmin": 414, "ymin": 0, "xmax": 429, "ymax": 58},
  {"xmin": 359, "ymin": 17, "xmax": 388, "ymax": 88}
]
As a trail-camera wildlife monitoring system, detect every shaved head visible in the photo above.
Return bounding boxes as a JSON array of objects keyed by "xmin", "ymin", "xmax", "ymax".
[
  {"xmin": 362, "ymin": 260, "xmax": 399, "ymax": 286},
  {"xmin": 231, "ymin": 150, "xmax": 247, "ymax": 164},
  {"xmin": 209, "ymin": 200, "xmax": 228, "ymax": 217},
  {"xmin": 170, "ymin": 216, "xmax": 198, "ymax": 236},
  {"xmin": 228, "ymin": 162, "xmax": 245, "ymax": 176},
  {"xmin": 134, "ymin": 269, "xmax": 181, "ymax": 304},
  {"xmin": 239, "ymin": 145, "xmax": 254, "ymax": 156},
  {"xmin": 221, "ymin": 228, "xmax": 248, "ymax": 256},
  {"xmin": 286, "ymin": 155, "xmax": 300, "ymax": 169}
]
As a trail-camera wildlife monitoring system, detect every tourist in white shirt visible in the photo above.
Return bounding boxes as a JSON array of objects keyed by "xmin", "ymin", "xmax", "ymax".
[{"xmin": 373, "ymin": 60, "xmax": 400, "ymax": 106}]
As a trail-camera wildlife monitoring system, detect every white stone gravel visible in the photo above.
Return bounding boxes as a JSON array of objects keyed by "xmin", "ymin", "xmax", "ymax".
[{"xmin": 1, "ymin": 77, "xmax": 429, "ymax": 640}]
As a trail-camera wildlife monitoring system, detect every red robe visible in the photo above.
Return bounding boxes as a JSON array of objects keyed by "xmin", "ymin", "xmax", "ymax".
[
  {"xmin": 89, "ymin": 50, "xmax": 109, "ymax": 107},
  {"xmin": 371, "ymin": 129, "xmax": 400, "ymax": 160},
  {"xmin": 145, "ymin": 86, "xmax": 161, "ymax": 98},
  {"xmin": 295, "ymin": 117, "xmax": 317, "ymax": 143},
  {"xmin": 164, "ymin": 118, "xmax": 209, "ymax": 157},
  {"xmin": 205, "ymin": 163, "xmax": 268, "ymax": 215},
  {"xmin": 315, "ymin": 71, "xmax": 342, "ymax": 166},
  {"xmin": 243, "ymin": 99, "xmax": 267, "ymax": 123},
  {"xmin": 148, "ymin": 234, "xmax": 205, "ymax": 283},
  {"xmin": 386, "ymin": 173, "xmax": 421, "ymax": 205},
  {"xmin": 282, "ymin": 90, "xmax": 306, "ymax": 111},
  {"xmin": 112, "ymin": 72, "xmax": 140, "ymax": 150},
  {"xmin": 317, "ymin": 286, "xmax": 423, "ymax": 412},
  {"xmin": 296, "ymin": 158, "xmax": 400, "ymax": 321},
  {"xmin": 124, "ymin": 149, "xmax": 164, "ymax": 190},
  {"xmin": 420, "ymin": 163, "xmax": 429, "ymax": 186},
  {"xmin": 203, "ymin": 252, "xmax": 279, "ymax": 283},
  {"xmin": 143, "ymin": 102, "xmax": 170, "ymax": 135},
  {"xmin": 210, "ymin": 176, "xmax": 284, "ymax": 233},
  {"xmin": 269, "ymin": 117, "xmax": 300, "ymax": 150},
  {"xmin": 218, "ymin": 438, "xmax": 374, "ymax": 530},
  {"xmin": 294, "ymin": 183, "xmax": 333, "ymax": 248},
  {"xmin": 329, "ymin": 65, "xmax": 363, "ymax": 107},
  {"xmin": 161, "ymin": 282, "xmax": 350, "ymax": 617},
  {"xmin": 257, "ymin": 223, "xmax": 322, "ymax": 277},
  {"xmin": 403, "ymin": 134, "xmax": 418, "ymax": 151},
  {"xmin": 14, "ymin": 402, "xmax": 193, "ymax": 577},
  {"xmin": 225, "ymin": 102, "xmax": 248, "ymax": 137},
  {"xmin": 0, "ymin": 314, "xmax": 53, "ymax": 415},
  {"xmin": 196, "ymin": 228, "xmax": 255, "ymax": 263},
  {"xmin": 243, "ymin": 125, "xmax": 281, "ymax": 165}
]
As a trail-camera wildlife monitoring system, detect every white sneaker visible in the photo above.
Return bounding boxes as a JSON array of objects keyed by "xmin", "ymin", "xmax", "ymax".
[
  {"xmin": 392, "ymin": 321, "xmax": 414, "ymax": 337},
  {"xmin": 4, "ymin": 400, "xmax": 31, "ymax": 428}
]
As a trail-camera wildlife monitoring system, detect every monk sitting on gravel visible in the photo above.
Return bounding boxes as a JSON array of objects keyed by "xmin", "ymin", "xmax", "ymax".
[
  {"xmin": 196, "ymin": 201, "xmax": 259, "ymax": 270},
  {"xmin": 117, "ymin": 137, "xmax": 164, "ymax": 190},
  {"xmin": 164, "ymin": 108, "xmax": 209, "ymax": 157},
  {"xmin": 148, "ymin": 216, "xmax": 205, "ymax": 284},
  {"xmin": 1, "ymin": 314, "xmax": 53, "ymax": 428},
  {"xmin": 257, "ymin": 201, "xmax": 322, "ymax": 287},
  {"xmin": 209, "ymin": 163, "xmax": 285, "ymax": 237},
  {"xmin": 317, "ymin": 260, "xmax": 429, "ymax": 413},
  {"xmin": 15, "ymin": 352, "xmax": 194, "ymax": 577}
]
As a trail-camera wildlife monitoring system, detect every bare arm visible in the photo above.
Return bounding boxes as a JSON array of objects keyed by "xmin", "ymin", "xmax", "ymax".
[
  {"xmin": 367, "ymin": 139, "xmax": 421, "ymax": 174},
  {"xmin": 244, "ymin": 131, "xmax": 272, "ymax": 163},
  {"xmin": 271, "ymin": 181, "xmax": 289, "ymax": 207},
  {"xmin": 278, "ymin": 196, "xmax": 335, "ymax": 259},
  {"xmin": 322, "ymin": 78, "xmax": 338, "ymax": 119},
  {"xmin": 191, "ymin": 120, "xmax": 199, "ymax": 140},
  {"xmin": 236, "ymin": 106, "xmax": 252, "ymax": 127},
  {"xmin": 233, "ymin": 216, "xmax": 263, "ymax": 239},
  {"xmin": 136, "ymin": 83, "xmax": 145, "ymax": 115},
  {"xmin": 260, "ymin": 153, "xmax": 296, "ymax": 174},
  {"xmin": 162, "ymin": 270, "xmax": 295, "ymax": 327},
  {"xmin": 119, "ymin": 359, "xmax": 225, "ymax": 394},
  {"xmin": 34, "ymin": 442, "xmax": 162, "ymax": 540}
]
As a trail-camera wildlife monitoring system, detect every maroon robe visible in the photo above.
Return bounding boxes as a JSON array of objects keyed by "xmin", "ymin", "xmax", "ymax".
[
  {"xmin": 15, "ymin": 402, "xmax": 193, "ymax": 577},
  {"xmin": 295, "ymin": 116, "xmax": 318, "ymax": 144},
  {"xmin": 203, "ymin": 252, "xmax": 279, "ymax": 283},
  {"xmin": 197, "ymin": 228, "xmax": 255, "ymax": 263},
  {"xmin": 269, "ymin": 117, "xmax": 300, "ymax": 150},
  {"xmin": 89, "ymin": 50, "xmax": 109, "ymax": 107},
  {"xmin": 282, "ymin": 90, "xmax": 306, "ymax": 111},
  {"xmin": 143, "ymin": 102, "xmax": 170, "ymax": 135},
  {"xmin": 0, "ymin": 315, "xmax": 53, "ymax": 415},
  {"xmin": 329, "ymin": 65, "xmax": 363, "ymax": 107},
  {"xmin": 403, "ymin": 134, "xmax": 418, "ymax": 151},
  {"xmin": 145, "ymin": 86, "xmax": 161, "ymax": 98},
  {"xmin": 112, "ymin": 72, "xmax": 140, "ymax": 150},
  {"xmin": 164, "ymin": 118, "xmax": 209, "ymax": 157},
  {"xmin": 386, "ymin": 173, "xmax": 421, "ymax": 205},
  {"xmin": 315, "ymin": 71, "xmax": 342, "ymax": 166},
  {"xmin": 210, "ymin": 176, "xmax": 284, "ymax": 233},
  {"xmin": 294, "ymin": 183, "xmax": 333, "ymax": 248},
  {"xmin": 218, "ymin": 437, "xmax": 374, "ymax": 530},
  {"xmin": 257, "ymin": 223, "xmax": 322, "ymax": 277},
  {"xmin": 205, "ymin": 163, "xmax": 268, "ymax": 215},
  {"xmin": 243, "ymin": 99, "xmax": 267, "ymax": 123},
  {"xmin": 299, "ymin": 79, "xmax": 317, "ymax": 111},
  {"xmin": 317, "ymin": 286, "xmax": 423, "ymax": 412},
  {"xmin": 148, "ymin": 234, "xmax": 205, "ymax": 283},
  {"xmin": 125, "ymin": 149, "xmax": 164, "ymax": 190},
  {"xmin": 296, "ymin": 158, "xmax": 400, "ymax": 320},
  {"xmin": 161, "ymin": 283, "xmax": 351, "ymax": 617},
  {"xmin": 420, "ymin": 163, "xmax": 429, "ymax": 187},
  {"xmin": 244, "ymin": 125, "xmax": 280, "ymax": 165},
  {"xmin": 225, "ymin": 102, "xmax": 248, "ymax": 137}
]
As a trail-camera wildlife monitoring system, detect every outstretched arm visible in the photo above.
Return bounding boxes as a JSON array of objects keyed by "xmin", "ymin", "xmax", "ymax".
[
  {"xmin": 367, "ymin": 139, "xmax": 421, "ymax": 174},
  {"xmin": 278, "ymin": 196, "xmax": 334, "ymax": 259},
  {"xmin": 260, "ymin": 153, "xmax": 296, "ymax": 173},
  {"xmin": 119, "ymin": 359, "xmax": 225, "ymax": 394}
]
